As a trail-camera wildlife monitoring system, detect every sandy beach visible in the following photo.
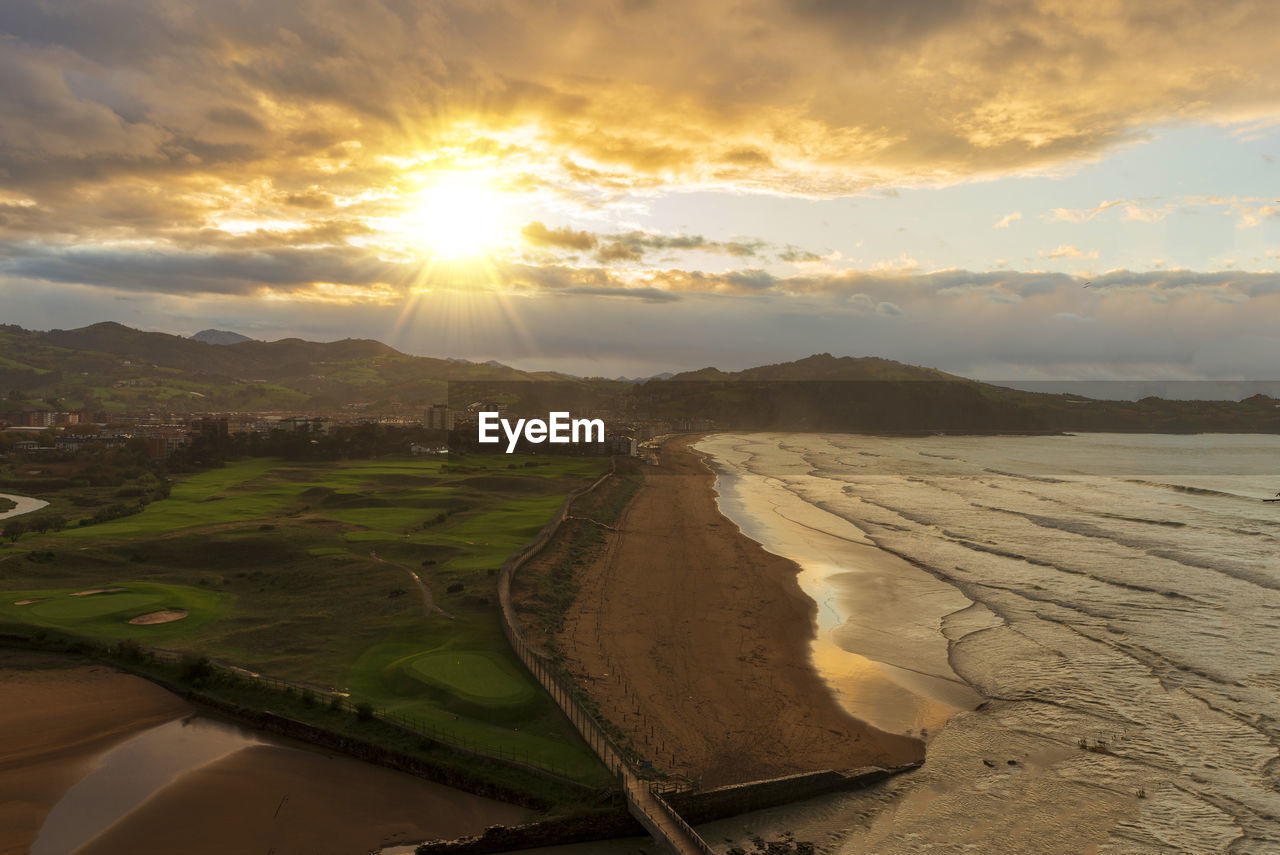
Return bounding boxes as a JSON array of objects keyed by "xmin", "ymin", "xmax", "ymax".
[{"xmin": 552, "ymin": 437, "xmax": 923, "ymax": 788}]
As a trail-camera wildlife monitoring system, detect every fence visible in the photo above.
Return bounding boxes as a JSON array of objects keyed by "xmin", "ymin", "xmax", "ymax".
[
  {"xmin": 496, "ymin": 459, "xmax": 716, "ymax": 854},
  {"xmin": 141, "ymin": 644, "xmax": 595, "ymax": 784}
]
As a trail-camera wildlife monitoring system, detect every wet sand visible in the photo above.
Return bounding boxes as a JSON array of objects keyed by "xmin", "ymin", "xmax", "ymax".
[
  {"xmin": 1, "ymin": 652, "xmax": 532, "ymax": 855},
  {"xmin": 696, "ymin": 433, "xmax": 983, "ymax": 738},
  {"xmin": 0, "ymin": 652, "xmax": 190, "ymax": 855},
  {"xmin": 555, "ymin": 437, "xmax": 923, "ymax": 788},
  {"xmin": 75, "ymin": 743, "xmax": 531, "ymax": 855}
]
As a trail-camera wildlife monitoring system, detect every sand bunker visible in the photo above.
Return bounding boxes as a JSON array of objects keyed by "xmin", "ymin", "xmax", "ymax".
[
  {"xmin": 70, "ymin": 588, "xmax": 127, "ymax": 597},
  {"xmin": 13, "ymin": 598, "xmax": 51, "ymax": 606},
  {"xmin": 127, "ymin": 610, "xmax": 189, "ymax": 625}
]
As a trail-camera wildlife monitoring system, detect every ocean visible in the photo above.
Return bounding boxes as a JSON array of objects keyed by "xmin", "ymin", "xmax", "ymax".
[{"xmin": 694, "ymin": 433, "xmax": 1280, "ymax": 855}]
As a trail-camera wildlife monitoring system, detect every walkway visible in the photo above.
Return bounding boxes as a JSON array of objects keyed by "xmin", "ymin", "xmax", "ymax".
[{"xmin": 495, "ymin": 462, "xmax": 712, "ymax": 855}]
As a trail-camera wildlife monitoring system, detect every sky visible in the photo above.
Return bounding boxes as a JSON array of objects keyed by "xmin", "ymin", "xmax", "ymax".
[{"xmin": 2, "ymin": 0, "xmax": 1279, "ymax": 380}]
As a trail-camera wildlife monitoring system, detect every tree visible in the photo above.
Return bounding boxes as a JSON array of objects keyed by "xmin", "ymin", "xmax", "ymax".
[{"xmin": 3, "ymin": 520, "xmax": 26, "ymax": 543}]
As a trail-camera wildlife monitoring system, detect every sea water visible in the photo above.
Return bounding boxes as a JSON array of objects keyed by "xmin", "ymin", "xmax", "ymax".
[{"xmin": 694, "ymin": 433, "xmax": 1280, "ymax": 855}]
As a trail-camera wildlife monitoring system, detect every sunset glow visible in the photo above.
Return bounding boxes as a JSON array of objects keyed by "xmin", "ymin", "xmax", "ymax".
[
  {"xmin": 0, "ymin": 2, "xmax": 1278, "ymax": 378},
  {"xmin": 404, "ymin": 172, "xmax": 512, "ymax": 260}
]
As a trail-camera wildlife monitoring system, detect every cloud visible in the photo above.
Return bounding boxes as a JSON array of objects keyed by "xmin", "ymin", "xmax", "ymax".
[
  {"xmin": 517, "ymin": 227, "xmax": 767, "ymax": 264},
  {"xmin": 596, "ymin": 241, "xmax": 643, "ymax": 262},
  {"xmin": 779, "ymin": 246, "xmax": 824, "ymax": 263},
  {"xmin": 522, "ymin": 221, "xmax": 597, "ymax": 250},
  {"xmin": 11, "ymin": 264, "xmax": 1280, "ymax": 383},
  {"xmin": 0, "ymin": 242, "xmax": 409, "ymax": 298},
  {"xmin": 1040, "ymin": 244, "xmax": 1097, "ymax": 260},
  {"xmin": 993, "ymin": 211, "xmax": 1021, "ymax": 229},
  {"xmin": 3, "ymin": 0, "xmax": 1280, "ymax": 221},
  {"xmin": 561, "ymin": 286, "xmax": 681, "ymax": 302},
  {"xmin": 1046, "ymin": 200, "xmax": 1126, "ymax": 223},
  {"xmin": 1121, "ymin": 202, "xmax": 1171, "ymax": 222}
]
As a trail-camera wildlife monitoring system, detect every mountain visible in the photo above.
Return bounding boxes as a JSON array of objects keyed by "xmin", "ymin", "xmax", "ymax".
[
  {"xmin": 2, "ymin": 323, "xmax": 1277, "ymax": 433},
  {"xmin": 614, "ymin": 372, "xmax": 675, "ymax": 383},
  {"xmin": 668, "ymin": 353, "xmax": 956, "ymax": 383},
  {"xmin": 191, "ymin": 329, "xmax": 254, "ymax": 345},
  {"xmin": 640, "ymin": 354, "xmax": 1280, "ymax": 434},
  {"xmin": 0, "ymin": 322, "xmax": 574, "ymax": 415}
]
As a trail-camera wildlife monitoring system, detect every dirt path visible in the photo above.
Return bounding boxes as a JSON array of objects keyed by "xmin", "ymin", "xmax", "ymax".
[
  {"xmin": 370, "ymin": 550, "xmax": 453, "ymax": 619},
  {"xmin": 554, "ymin": 437, "xmax": 924, "ymax": 788}
]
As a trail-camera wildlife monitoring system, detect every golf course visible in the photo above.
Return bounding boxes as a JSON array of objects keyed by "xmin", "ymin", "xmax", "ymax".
[{"xmin": 0, "ymin": 452, "xmax": 612, "ymax": 784}]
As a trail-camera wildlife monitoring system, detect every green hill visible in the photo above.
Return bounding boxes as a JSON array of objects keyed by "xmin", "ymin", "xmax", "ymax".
[{"xmin": 0, "ymin": 323, "xmax": 569, "ymax": 414}]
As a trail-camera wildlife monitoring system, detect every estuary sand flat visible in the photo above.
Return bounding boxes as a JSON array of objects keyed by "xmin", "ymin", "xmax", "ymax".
[{"xmin": 0, "ymin": 653, "xmax": 189, "ymax": 855}]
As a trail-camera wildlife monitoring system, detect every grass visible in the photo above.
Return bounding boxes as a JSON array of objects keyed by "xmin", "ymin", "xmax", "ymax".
[
  {"xmin": 0, "ymin": 451, "xmax": 614, "ymax": 789},
  {"xmin": 0, "ymin": 582, "xmax": 222, "ymax": 642},
  {"xmin": 404, "ymin": 650, "xmax": 532, "ymax": 703},
  {"xmin": 56, "ymin": 457, "xmax": 291, "ymax": 537}
]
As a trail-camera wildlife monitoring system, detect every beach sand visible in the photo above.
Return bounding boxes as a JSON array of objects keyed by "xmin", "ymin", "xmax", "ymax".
[
  {"xmin": 553, "ymin": 437, "xmax": 924, "ymax": 788},
  {"xmin": 0, "ymin": 651, "xmax": 190, "ymax": 855}
]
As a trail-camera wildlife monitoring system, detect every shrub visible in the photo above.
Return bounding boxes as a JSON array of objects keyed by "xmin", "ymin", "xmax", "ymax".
[{"xmin": 180, "ymin": 653, "xmax": 214, "ymax": 682}]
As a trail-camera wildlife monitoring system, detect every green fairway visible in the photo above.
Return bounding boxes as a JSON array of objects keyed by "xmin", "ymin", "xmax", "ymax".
[
  {"xmin": 0, "ymin": 451, "xmax": 612, "ymax": 785},
  {"xmin": 32, "ymin": 591, "xmax": 163, "ymax": 620},
  {"xmin": 0, "ymin": 582, "xmax": 222, "ymax": 641}
]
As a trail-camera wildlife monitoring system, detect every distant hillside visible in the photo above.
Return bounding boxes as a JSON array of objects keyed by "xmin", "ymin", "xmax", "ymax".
[
  {"xmin": 639, "ymin": 354, "xmax": 1041, "ymax": 433},
  {"xmin": 641, "ymin": 354, "xmax": 1280, "ymax": 434},
  {"xmin": 2, "ymin": 323, "xmax": 1276, "ymax": 432},
  {"xmin": 0, "ymin": 322, "xmax": 574, "ymax": 415},
  {"xmin": 191, "ymin": 329, "xmax": 254, "ymax": 345}
]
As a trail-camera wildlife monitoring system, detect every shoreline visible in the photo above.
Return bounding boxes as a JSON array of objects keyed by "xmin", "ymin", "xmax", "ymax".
[
  {"xmin": 554, "ymin": 435, "xmax": 923, "ymax": 788},
  {"xmin": 693, "ymin": 433, "xmax": 983, "ymax": 739}
]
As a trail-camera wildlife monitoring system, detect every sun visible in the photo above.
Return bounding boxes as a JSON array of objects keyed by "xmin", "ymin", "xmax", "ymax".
[{"xmin": 408, "ymin": 172, "xmax": 509, "ymax": 260}]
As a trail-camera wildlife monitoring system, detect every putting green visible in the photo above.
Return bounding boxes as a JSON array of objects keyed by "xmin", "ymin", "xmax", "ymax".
[{"xmin": 404, "ymin": 651, "xmax": 533, "ymax": 706}]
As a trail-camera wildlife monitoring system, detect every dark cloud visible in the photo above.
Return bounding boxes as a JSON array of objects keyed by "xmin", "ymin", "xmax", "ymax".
[
  {"xmin": 779, "ymin": 246, "xmax": 824, "ymax": 263},
  {"xmin": 521, "ymin": 221, "xmax": 597, "ymax": 250},
  {"xmin": 4, "ymin": 0, "xmax": 1278, "ymax": 211},
  {"xmin": 561, "ymin": 286, "xmax": 681, "ymax": 302},
  {"xmin": 0, "ymin": 243, "xmax": 406, "ymax": 296},
  {"xmin": 596, "ymin": 241, "xmax": 643, "ymax": 262},
  {"xmin": 519, "ymin": 223, "xmax": 767, "ymax": 263},
  {"xmin": 720, "ymin": 148, "xmax": 774, "ymax": 167}
]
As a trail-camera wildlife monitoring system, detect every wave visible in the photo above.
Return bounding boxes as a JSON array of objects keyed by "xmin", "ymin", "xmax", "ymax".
[
  {"xmin": 1125, "ymin": 479, "xmax": 1245, "ymax": 500},
  {"xmin": 983, "ymin": 467, "xmax": 1066, "ymax": 484}
]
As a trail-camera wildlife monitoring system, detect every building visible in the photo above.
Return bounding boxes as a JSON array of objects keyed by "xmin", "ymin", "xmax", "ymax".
[
  {"xmin": 20, "ymin": 409, "xmax": 54, "ymax": 427},
  {"xmin": 191, "ymin": 417, "xmax": 230, "ymax": 440},
  {"xmin": 425, "ymin": 404, "xmax": 454, "ymax": 431},
  {"xmin": 605, "ymin": 434, "xmax": 639, "ymax": 456},
  {"xmin": 277, "ymin": 416, "xmax": 331, "ymax": 434}
]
